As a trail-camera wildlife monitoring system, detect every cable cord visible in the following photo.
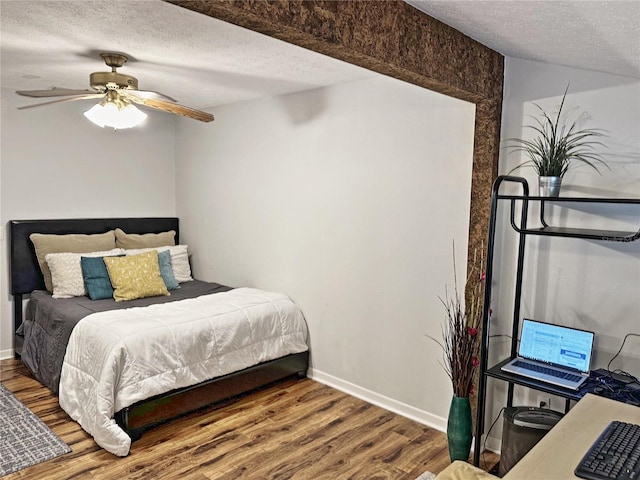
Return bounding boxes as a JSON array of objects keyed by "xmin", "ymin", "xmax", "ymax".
[
  {"xmin": 481, "ymin": 407, "xmax": 506, "ymax": 471},
  {"xmin": 488, "ymin": 334, "xmax": 512, "ymax": 339},
  {"xmin": 606, "ymin": 333, "xmax": 640, "ymax": 382}
]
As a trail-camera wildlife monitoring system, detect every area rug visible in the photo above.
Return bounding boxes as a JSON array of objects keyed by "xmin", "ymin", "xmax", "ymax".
[
  {"xmin": 415, "ymin": 471, "xmax": 436, "ymax": 480},
  {"xmin": 0, "ymin": 383, "xmax": 71, "ymax": 476}
]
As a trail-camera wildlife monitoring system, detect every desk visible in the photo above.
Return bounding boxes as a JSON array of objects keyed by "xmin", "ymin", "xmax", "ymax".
[{"xmin": 504, "ymin": 394, "xmax": 640, "ymax": 480}]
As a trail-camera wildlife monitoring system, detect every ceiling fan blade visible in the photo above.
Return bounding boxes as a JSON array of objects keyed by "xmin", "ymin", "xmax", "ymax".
[
  {"xmin": 126, "ymin": 89, "xmax": 178, "ymax": 103},
  {"xmin": 126, "ymin": 94, "xmax": 214, "ymax": 123},
  {"xmin": 16, "ymin": 87, "xmax": 96, "ymax": 98},
  {"xmin": 17, "ymin": 93, "xmax": 105, "ymax": 110}
]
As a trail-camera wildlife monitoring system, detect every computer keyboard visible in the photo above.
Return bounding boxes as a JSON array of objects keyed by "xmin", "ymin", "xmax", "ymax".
[
  {"xmin": 575, "ymin": 420, "xmax": 640, "ymax": 480},
  {"xmin": 514, "ymin": 360, "xmax": 582, "ymax": 382}
]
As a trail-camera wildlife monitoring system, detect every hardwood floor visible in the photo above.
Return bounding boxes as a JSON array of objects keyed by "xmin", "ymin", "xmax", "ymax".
[{"xmin": 1, "ymin": 359, "xmax": 499, "ymax": 479}]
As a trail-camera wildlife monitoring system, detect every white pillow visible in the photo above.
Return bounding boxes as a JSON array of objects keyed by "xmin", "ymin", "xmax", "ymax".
[
  {"xmin": 124, "ymin": 245, "xmax": 193, "ymax": 283},
  {"xmin": 45, "ymin": 249, "xmax": 124, "ymax": 299}
]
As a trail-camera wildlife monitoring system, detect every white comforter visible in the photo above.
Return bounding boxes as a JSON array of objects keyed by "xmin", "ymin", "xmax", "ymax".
[{"xmin": 59, "ymin": 288, "xmax": 308, "ymax": 456}]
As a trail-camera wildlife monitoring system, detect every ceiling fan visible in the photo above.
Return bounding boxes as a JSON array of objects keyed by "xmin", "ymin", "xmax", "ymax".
[{"xmin": 16, "ymin": 53, "xmax": 214, "ymax": 128}]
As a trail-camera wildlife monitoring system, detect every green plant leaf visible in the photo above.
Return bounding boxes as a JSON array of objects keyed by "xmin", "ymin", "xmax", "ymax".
[{"xmin": 507, "ymin": 84, "xmax": 609, "ymax": 177}]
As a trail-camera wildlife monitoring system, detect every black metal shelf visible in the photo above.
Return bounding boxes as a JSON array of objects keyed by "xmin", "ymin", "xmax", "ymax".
[
  {"xmin": 486, "ymin": 358, "xmax": 583, "ymax": 402},
  {"xmin": 511, "ymin": 226, "xmax": 640, "ymax": 242},
  {"xmin": 472, "ymin": 176, "xmax": 640, "ymax": 467},
  {"xmin": 500, "ymin": 192, "xmax": 640, "ymax": 242},
  {"xmin": 496, "ymin": 194, "xmax": 640, "ymax": 204}
]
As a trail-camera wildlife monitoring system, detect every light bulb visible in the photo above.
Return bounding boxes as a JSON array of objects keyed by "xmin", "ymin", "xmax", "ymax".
[{"xmin": 84, "ymin": 101, "xmax": 147, "ymax": 129}]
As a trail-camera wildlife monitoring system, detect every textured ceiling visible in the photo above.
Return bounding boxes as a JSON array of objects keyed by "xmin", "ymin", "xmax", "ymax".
[
  {"xmin": 407, "ymin": 0, "xmax": 640, "ymax": 79},
  {"xmin": 0, "ymin": 1, "xmax": 374, "ymax": 111},
  {"xmin": 1, "ymin": 0, "xmax": 638, "ymax": 117}
]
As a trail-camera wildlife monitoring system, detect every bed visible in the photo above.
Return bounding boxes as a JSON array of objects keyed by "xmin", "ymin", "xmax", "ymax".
[{"xmin": 9, "ymin": 217, "xmax": 309, "ymax": 456}]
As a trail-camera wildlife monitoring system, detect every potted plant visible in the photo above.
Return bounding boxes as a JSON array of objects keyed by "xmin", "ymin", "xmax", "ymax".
[
  {"xmin": 508, "ymin": 85, "xmax": 609, "ymax": 196},
  {"xmin": 429, "ymin": 243, "xmax": 485, "ymax": 462}
]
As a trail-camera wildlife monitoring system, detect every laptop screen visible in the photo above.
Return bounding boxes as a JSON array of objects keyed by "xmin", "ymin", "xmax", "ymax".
[{"xmin": 519, "ymin": 319, "xmax": 594, "ymax": 374}]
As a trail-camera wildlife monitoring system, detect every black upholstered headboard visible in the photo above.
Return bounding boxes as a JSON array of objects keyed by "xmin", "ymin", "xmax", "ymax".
[{"xmin": 9, "ymin": 217, "xmax": 179, "ymax": 296}]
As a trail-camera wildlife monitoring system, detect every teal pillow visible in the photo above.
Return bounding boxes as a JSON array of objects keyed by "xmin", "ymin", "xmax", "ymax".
[
  {"xmin": 81, "ymin": 256, "xmax": 119, "ymax": 300},
  {"xmin": 158, "ymin": 250, "xmax": 180, "ymax": 290}
]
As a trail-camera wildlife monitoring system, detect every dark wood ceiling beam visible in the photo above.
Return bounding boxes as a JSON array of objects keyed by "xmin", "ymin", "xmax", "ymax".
[{"xmin": 167, "ymin": 0, "xmax": 502, "ymax": 104}]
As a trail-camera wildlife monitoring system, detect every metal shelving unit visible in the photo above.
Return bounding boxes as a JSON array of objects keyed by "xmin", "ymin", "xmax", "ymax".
[{"xmin": 473, "ymin": 175, "xmax": 640, "ymax": 466}]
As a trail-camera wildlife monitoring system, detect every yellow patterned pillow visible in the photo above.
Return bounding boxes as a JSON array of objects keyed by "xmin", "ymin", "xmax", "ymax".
[{"xmin": 104, "ymin": 251, "xmax": 169, "ymax": 302}]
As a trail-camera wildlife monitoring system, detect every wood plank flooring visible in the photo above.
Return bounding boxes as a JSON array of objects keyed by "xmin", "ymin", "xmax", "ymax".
[{"xmin": 1, "ymin": 359, "xmax": 499, "ymax": 479}]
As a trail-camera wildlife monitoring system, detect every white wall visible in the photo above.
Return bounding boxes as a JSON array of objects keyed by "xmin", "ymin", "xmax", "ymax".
[
  {"xmin": 485, "ymin": 58, "xmax": 640, "ymax": 450},
  {"xmin": 175, "ymin": 75, "xmax": 477, "ymax": 428},
  {"xmin": 0, "ymin": 88, "xmax": 177, "ymax": 358}
]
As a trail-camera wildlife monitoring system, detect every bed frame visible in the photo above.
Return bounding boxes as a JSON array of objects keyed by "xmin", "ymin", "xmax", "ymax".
[{"xmin": 9, "ymin": 217, "xmax": 309, "ymax": 440}]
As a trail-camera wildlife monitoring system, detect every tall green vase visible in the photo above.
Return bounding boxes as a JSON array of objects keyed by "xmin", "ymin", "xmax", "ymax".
[{"xmin": 447, "ymin": 396, "xmax": 473, "ymax": 462}]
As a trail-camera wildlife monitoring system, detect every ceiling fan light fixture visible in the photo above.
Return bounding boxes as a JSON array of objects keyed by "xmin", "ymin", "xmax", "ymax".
[
  {"xmin": 17, "ymin": 52, "xmax": 214, "ymax": 124},
  {"xmin": 84, "ymin": 98, "xmax": 147, "ymax": 129}
]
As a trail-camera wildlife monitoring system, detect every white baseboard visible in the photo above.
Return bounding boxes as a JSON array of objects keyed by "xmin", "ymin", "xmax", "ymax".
[
  {"xmin": 0, "ymin": 349, "xmax": 15, "ymax": 361},
  {"xmin": 484, "ymin": 435, "xmax": 501, "ymax": 454},
  {"xmin": 308, "ymin": 367, "xmax": 448, "ymax": 433},
  {"xmin": 308, "ymin": 368, "xmax": 502, "ymax": 455}
]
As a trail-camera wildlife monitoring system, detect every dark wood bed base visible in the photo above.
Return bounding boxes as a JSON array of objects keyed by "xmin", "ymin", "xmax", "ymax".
[
  {"xmin": 116, "ymin": 351, "xmax": 309, "ymax": 440},
  {"xmin": 9, "ymin": 218, "xmax": 309, "ymax": 440}
]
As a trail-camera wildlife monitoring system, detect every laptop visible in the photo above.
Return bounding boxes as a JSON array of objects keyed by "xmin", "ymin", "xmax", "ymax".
[{"xmin": 501, "ymin": 318, "xmax": 594, "ymax": 390}]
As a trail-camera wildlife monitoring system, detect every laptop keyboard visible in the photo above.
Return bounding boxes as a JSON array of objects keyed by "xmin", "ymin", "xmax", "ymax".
[
  {"xmin": 575, "ymin": 420, "xmax": 640, "ymax": 480},
  {"xmin": 513, "ymin": 360, "xmax": 582, "ymax": 382}
]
